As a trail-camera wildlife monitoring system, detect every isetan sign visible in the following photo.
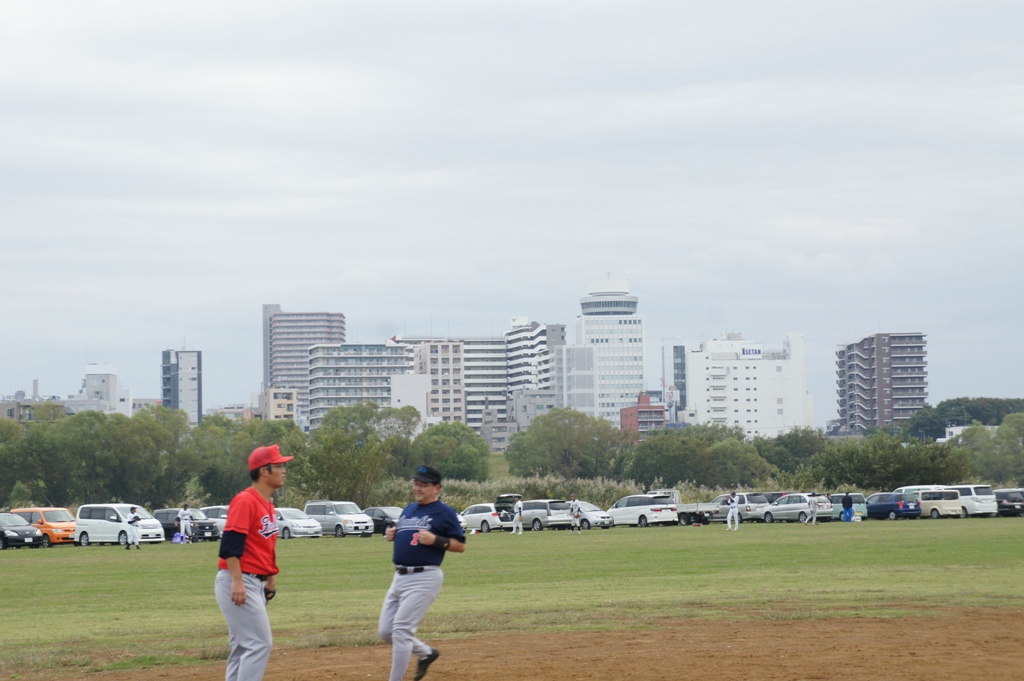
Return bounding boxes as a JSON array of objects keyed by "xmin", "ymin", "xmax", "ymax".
[{"xmin": 741, "ymin": 346, "xmax": 763, "ymax": 358}]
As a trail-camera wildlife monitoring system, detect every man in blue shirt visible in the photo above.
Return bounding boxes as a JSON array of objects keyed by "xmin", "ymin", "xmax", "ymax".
[{"xmin": 379, "ymin": 465, "xmax": 466, "ymax": 681}]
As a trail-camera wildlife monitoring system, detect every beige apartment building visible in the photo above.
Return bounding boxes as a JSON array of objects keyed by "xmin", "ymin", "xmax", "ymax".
[{"xmin": 414, "ymin": 341, "xmax": 466, "ymax": 424}]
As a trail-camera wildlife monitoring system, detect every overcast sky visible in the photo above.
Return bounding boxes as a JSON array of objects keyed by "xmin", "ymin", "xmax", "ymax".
[{"xmin": 2, "ymin": 1, "xmax": 1022, "ymax": 426}]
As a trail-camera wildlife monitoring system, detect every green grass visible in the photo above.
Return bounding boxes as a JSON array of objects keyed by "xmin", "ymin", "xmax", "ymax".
[{"xmin": 2, "ymin": 518, "xmax": 1022, "ymax": 674}]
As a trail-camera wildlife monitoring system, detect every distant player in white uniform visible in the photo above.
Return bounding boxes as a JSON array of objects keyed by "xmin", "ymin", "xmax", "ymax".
[
  {"xmin": 177, "ymin": 504, "xmax": 194, "ymax": 543},
  {"xmin": 126, "ymin": 506, "xmax": 141, "ymax": 550},
  {"xmin": 803, "ymin": 493, "xmax": 819, "ymax": 526},
  {"xmin": 726, "ymin": 492, "xmax": 739, "ymax": 531},
  {"xmin": 569, "ymin": 494, "xmax": 582, "ymax": 534},
  {"xmin": 511, "ymin": 495, "xmax": 523, "ymax": 535}
]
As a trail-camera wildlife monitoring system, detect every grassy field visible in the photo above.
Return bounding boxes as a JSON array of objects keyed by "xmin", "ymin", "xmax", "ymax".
[{"xmin": 2, "ymin": 517, "xmax": 1022, "ymax": 675}]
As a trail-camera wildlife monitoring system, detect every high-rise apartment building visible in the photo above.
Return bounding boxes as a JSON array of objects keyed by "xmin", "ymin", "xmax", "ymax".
[
  {"xmin": 462, "ymin": 337, "xmax": 508, "ymax": 431},
  {"xmin": 505, "ymin": 318, "xmax": 566, "ymax": 394},
  {"xmin": 414, "ymin": 341, "xmax": 466, "ymax": 424},
  {"xmin": 306, "ymin": 342, "xmax": 411, "ymax": 429},
  {"xmin": 680, "ymin": 333, "xmax": 813, "ymax": 437},
  {"xmin": 562, "ymin": 281, "xmax": 645, "ymax": 424},
  {"xmin": 262, "ymin": 304, "xmax": 346, "ymax": 419},
  {"xmin": 836, "ymin": 332, "xmax": 928, "ymax": 433},
  {"xmin": 162, "ymin": 349, "xmax": 202, "ymax": 425}
]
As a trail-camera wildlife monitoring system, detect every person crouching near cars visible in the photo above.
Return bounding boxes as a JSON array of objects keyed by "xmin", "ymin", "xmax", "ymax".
[
  {"xmin": 215, "ymin": 444, "xmax": 292, "ymax": 681},
  {"xmin": 803, "ymin": 493, "xmax": 820, "ymax": 526}
]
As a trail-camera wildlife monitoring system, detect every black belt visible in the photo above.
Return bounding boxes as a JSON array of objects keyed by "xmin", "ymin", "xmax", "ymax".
[
  {"xmin": 395, "ymin": 566, "xmax": 425, "ymax": 575},
  {"xmin": 244, "ymin": 572, "xmax": 270, "ymax": 581}
]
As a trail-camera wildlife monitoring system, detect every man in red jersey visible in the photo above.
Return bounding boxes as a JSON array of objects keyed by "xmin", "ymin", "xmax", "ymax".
[{"xmin": 214, "ymin": 444, "xmax": 292, "ymax": 681}]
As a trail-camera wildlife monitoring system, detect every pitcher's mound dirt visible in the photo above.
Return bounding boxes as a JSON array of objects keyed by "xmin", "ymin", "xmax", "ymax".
[{"xmin": 37, "ymin": 608, "xmax": 1024, "ymax": 681}]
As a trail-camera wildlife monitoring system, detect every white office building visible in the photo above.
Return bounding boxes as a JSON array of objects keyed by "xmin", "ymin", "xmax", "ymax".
[
  {"xmin": 562, "ymin": 281, "xmax": 645, "ymax": 424},
  {"xmin": 680, "ymin": 333, "xmax": 813, "ymax": 437},
  {"xmin": 306, "ymin": 342, "xmax": 412, "ymax": 429},
  {"xmin": 162, "ymin": 350, "xmax": 202, "ymax": 425}
]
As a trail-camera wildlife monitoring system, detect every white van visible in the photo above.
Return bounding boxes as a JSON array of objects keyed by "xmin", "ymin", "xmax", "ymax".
[
  {"xmin": 917, "ymin": 489, "xmax": 962, "ymax": 519},
  {"xmin": 75, "ymin": 504, "xmax": 165, "ymax": 546},
  {"xmin": 892, "ymin": 485, "xmax": 947, "ymax": 495},
  {"xmin": 945, "ymin": 485, "xmax": 998, "ymax": 517}
]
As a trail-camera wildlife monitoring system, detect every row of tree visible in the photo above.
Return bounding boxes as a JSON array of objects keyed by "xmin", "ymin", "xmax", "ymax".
[
  {"xmin": 0, "ymin": 403, "xmax": 490, "ymax": 510},
  {"xmin": 1, "ymin": 397, "xmax": 1021, "ymax": 511}
]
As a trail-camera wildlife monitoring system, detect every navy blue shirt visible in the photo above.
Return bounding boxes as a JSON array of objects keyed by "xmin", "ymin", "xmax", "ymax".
[{"xmin": 392, "ymin": 500, "xmax": 465, "ymax": 568}]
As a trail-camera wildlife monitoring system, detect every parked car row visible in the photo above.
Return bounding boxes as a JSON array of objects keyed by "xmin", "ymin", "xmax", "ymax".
[{"xmin": 5, "ymin": 482, "xmax": 1019, "ymax": 551}]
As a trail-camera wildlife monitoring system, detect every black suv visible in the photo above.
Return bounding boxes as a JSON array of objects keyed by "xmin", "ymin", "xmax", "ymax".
[
  {"xmin": 994, "ymin": 490, "xmax": 1024, "ymax": 517},
  {"xmin": 153, "ymin": 508, "xmax": 221, "ymax": 542}
]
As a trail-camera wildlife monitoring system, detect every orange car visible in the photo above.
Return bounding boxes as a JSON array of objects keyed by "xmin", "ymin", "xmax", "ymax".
[{"xmin": 11, "ymin": 507, "xmax": 77, "ymax": 547}]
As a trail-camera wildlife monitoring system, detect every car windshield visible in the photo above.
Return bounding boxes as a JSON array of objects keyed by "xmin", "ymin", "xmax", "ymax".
[
  {"xmin": 974, "ymin": 486, "xmax": 994, "ymax": 496},
  {"xmin": 549, "ymin": 502, "xmax": 570, "ymax": 511},
  {"xmin": 0, "ymin": 515, "xmax": 27, "ymax": 527},
  {"xmin": 191, "ymin": 509, "xmax": 209, "ymax": 520},
  {"xmin": 746, "ymin": 495, "xmax": 768, "ymax": 504},
  {"xmin": 45, "ymin": 509, "xmax": 75, "ymax": 522},
  {"xmin": 1006, "ymin": 493, "xmax": 1024, "ymax": 502},
  {"xmin": 279, "ymin": 508, "xmax": 311, "ymax": 520},
  {"xmin": 133, "ymin": 508, "xmax": 155, "ymax": 519},
  {"xmin": 334, "ymin": 503, "xmax": 361, "ymax": 514},
  {"xmin": 579, "ymin": 502, "xmax": 602, "ymax": 512},
  {"xmin": 379, "ymin": 507, "xmax": 403, "ymax": 517}
]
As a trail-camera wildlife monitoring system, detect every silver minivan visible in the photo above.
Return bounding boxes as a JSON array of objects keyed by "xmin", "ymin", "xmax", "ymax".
[
  {"xmin": 303, "ymin": 500, "xmax": 373, "ymax": 537},
  {"xmin": 75, "ymin": 504, "xmax": 165, "ymax": 546},
  {"xmin": 520, "ymin": 499, "xmax": 573, "ymax": 531}
]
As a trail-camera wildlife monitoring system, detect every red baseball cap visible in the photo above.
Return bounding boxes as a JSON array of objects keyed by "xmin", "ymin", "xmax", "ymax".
[{"xmin": 248, "ymin": 444, "xmax": 293, "ymax": 471}]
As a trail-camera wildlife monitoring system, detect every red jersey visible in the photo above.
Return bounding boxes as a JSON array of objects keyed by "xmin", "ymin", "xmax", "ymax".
[{"xmin": 217, "ymin": 487, "xmax": 280, "ymax": 576}]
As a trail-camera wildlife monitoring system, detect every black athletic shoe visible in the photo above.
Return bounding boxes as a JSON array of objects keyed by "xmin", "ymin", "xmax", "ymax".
[{"xmin": 414, "ymin": 648, "xmax": 439, "ymax": 681}]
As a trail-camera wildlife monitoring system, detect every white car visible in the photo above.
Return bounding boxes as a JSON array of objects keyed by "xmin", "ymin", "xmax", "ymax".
[
  {"xmin": 607, "ymin": 494, "xmax": 677, "ymax": 527},
  {"xmin": 75, "ymin": 504, "xmax": 164, "ymax": 546},
  {"xmin": 460, "ymin": 503, "xmax": 512, "ymax": 533},
  {"xmin": 275, "ymin": 508, "xmax": 323, "ymax": 539},
  {"xmin": 577, "ymin": 501, "xmax": 614, "ymax": 530},
  {"xmin": 200, "ymin": 505, "xmax": 230, "ymax": 532}
]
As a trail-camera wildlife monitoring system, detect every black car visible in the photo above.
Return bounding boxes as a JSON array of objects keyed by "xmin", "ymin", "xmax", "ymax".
[
  {"xmin": 0, "ymin": 512, "xmax": 45, "ymax": 549},
  {"xmin": 153, "ymin": 508, "xmax": 221, "ymax": 542},
  {"xmin": 994, "ymin": 490, "xmax": 1024, "ymax": 517},
  {"xmin": 363, "ymin": 506, "xmax": 403, "ymax": 534}
]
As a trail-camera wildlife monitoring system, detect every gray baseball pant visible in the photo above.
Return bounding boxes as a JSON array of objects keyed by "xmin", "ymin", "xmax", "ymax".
[
  {"xmin": 215, "ymin": 570, "xmax": 272, "ymax": 681},
  {"xmin": 379, "ymin": 568, "xmax": 443, "ymax": 681}
]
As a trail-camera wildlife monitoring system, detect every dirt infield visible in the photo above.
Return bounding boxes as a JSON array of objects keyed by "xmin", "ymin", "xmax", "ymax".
[{"xmin": 36, "ymin": 608, "xmax": 1024, "ymax": 681}]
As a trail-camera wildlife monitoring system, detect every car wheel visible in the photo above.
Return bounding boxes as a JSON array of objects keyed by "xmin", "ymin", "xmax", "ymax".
[
  {"xmin": 78, "ymin": 533, "xmax": 90, "ymax": 547},
  {"xmin": 118, "ymin": 531, "xmax": 128, "ymax": 546},
  {"xmin": 532, "ymin": 519, "xmax": 543, "ymax": 531},
  {"xmin": 960, "ymin": 507, "xmax": 969, "ymax": 518},
  {"xmin": 282, "ymin": 527, "xmax": 291, "ymax": 540},
  {"xmin": 930, "ymin": 508, "xmax": 940, "ymax": 519},
  {"xmin": 335, "ymin": 525, "xmax": 345, "ymax": 538},
  {"xmin": 763, "ymin": 512, "xmax": 774, "ymax": 523},
  {"xmin": 41, "ymin": 535, "xmax": 52, "ymax": 548},
  {"xmin": 480, "ymin": 520, "xmax": 490, "ymax": 533},
  {"xmin": 581, "ymin": 519, "xmax": 591, "ymax": 531},
  {"xmin": 798, "ymin": 512, "xmax": 808, "ymax": 523},
  {"xmin": 888, "ymin": 510, "xmax": 897, "ymax": 520},
  {"xmin": 679, "ymin": 513, "xmax": 692, "ymax": 526},
  {"xmin": 638, "ymin": 515, "xmax": 649, "ymax": 527}
]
